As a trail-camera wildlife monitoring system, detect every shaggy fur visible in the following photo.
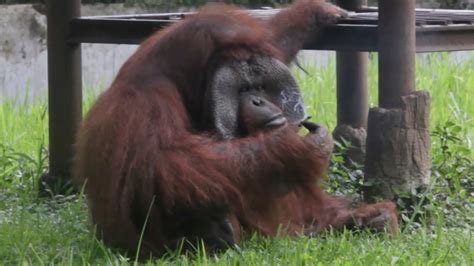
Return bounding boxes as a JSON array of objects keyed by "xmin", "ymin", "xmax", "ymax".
[{"xmin": 74, "ymin": 0, "xmax": 398, "ymax": 257}]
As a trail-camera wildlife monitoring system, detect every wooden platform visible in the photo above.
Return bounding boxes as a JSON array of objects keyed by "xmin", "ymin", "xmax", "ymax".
[{"xmin": 69, "ymin": 8, "xmax": 474, "ymax": 52}]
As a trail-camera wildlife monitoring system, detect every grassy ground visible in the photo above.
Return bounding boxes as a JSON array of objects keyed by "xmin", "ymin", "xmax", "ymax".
[{"xmin": 0, "ymin": 53, "xmax": 473, "ymax": 264}]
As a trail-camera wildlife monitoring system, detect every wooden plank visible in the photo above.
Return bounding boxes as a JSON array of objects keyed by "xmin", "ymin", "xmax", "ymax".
[{"xmin": 69, "ymin": 9, "xmax": 474, "ymax": 53}]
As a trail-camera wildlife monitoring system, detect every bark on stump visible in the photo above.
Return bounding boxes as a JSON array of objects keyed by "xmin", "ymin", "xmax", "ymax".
[
  {"xmin": 364, "ymin": 91, "xmax": 431, "ymax": 201},
  {"xmin": 333, "ymin": 124, "xmax": 367, "ymax": 165}
]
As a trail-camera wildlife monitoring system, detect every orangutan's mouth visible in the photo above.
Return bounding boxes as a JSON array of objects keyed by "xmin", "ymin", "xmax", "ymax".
[{"xmin": 265, "ymin": 114, "xmax": 287, "ymax": 128}]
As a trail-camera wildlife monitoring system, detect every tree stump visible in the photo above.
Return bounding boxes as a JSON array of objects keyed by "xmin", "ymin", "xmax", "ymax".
[
  {"xmin": 364, "ymin": 91, "xmax": 431, "ymax": 201},
  {"xmin": 333, "ymin": 124, "xmax": 367, "ymax": 165}
]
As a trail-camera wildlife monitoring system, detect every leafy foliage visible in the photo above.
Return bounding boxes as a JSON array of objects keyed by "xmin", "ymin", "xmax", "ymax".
[{"xmin": 430, "ymin": 121, "xmax": 474, "ymax": 228}]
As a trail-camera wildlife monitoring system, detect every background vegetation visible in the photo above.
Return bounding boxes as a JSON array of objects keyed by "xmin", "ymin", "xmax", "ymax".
[{"xmin": 0, "ymin": 53, "xmax": 473, "ymax": 264}]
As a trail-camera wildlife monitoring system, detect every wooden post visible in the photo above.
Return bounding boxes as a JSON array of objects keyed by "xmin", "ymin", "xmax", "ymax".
[
  {"xmin": 378, "ymin": 0, "xmax": 416, "ymax": 108},
  {"xmin": 40, "ymin": 0, "xmax": 82, "ymax": 195},
  {"xmin": 365, "ymin": 0, "xmax": 431, "ymax": 201},
  {"xmin": 333, "ymin": 0, "xmax": 369, "ymax": 165}
]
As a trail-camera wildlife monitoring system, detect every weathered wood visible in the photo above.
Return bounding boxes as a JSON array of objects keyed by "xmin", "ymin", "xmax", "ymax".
[
  {"xmin": 333, "ymin": 124, "xmax": 367, "ymax": 165},
  {"xmin": 336, "ymin": 52, "xmax": 368, "ymax": 129},
  {"xmin": 335, "ymin": 0, "xmax": 369, "ymax": 129},
  {"xmin": 69, "ymin": 10, "xmax": 474, "ymax": 52},
  {"xmin": 364, "ymin": 91, "xmax": 431, "ymax": 200},
  {"xmin": 39, "ymin": 0, "xmax": 82, "ymax": 196},
  {"xmin": 378, "ymin": 0, "xmax": 416, "ymax": 108},
  {"xmin": 333, "ymin": 0, "xmax": 369, "ymax": 167}
]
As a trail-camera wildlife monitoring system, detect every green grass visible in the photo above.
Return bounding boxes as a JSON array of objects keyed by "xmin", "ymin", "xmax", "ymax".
[
  {"xmin": 0, "ymin": 52, "xmax": 473, "ymax": 264},
  {"xmin": 295, "ymin": 53, "xmax": 474, "ymax": 134}
]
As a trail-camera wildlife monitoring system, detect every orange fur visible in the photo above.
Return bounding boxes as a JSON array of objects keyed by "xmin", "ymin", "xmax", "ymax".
[{"xmin": 74, "ymin": 0, "xmax": 397, "ymax": 257}]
